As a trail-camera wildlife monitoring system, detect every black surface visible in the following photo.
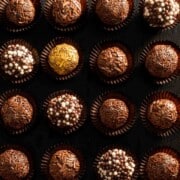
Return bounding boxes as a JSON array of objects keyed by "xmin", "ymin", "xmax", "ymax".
[{"xmin": 0, "ymin": 0, "xmax": 179, "ymax": 179}]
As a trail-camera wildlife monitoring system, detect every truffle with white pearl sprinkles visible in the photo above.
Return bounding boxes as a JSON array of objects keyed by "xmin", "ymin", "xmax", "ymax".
[
  {"xmin": 143, "ymin": 0, "xmax": 180, "ymax": 28},
  {"xmin": 47, "ymin": 93, "xmax": 83, "ymax": 128},
  {"xmin": 0, "ymin": 44, "xmax": 35, "ymax": 79},
  {"xmin": 96, "ymin": 148, "xmax": 136, "ymax": 180}
]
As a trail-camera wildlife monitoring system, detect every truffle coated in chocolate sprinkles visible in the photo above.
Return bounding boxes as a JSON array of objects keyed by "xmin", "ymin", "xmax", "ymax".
[
  {"xmin": 97, "ymin": 148, "xmax": 136, "ymax": 180},
  {"xmin": 0, "ymin": 43, "xmax": 35, "ymax": 79},
  {"xmin": 5, "ymin": 0, "xmax": 35, "ymax": 26},
  {"xmin": 49, "ymin": 149, "xmax": 80, "ymax": 180},
  {"xmin": 0, "ymin": 95, "xmax": 33, "ymax": 130},
  {"xmin": 95, "ymin": 0, "xmax": 131, "ymax": 25},
  {"xmin": 143, "ymin": 0, "xmax": 180, "ymax": 28},
  {"xmin": 147, "ymin": 98, "xmax": 178, "ymax": 130},
  {"xmin": 97, "ymin": 46, "xmax": 129, "ymax": 77},
  {"xmin": 47, "ymin": 93, "xmax": 83, "ymax": 128},
  {"xmin": 145, "ymin": 44, "xmax": 179, "ymax": 78},
  {"xmin": 0, "ymin": 149, "xmax": 30, "ymax": 180},
  {"xmin": 52, "ymin": 0, "xmax": 82, "ymax": 26},
  {"xmin": 146, "ymin": 152, "xmax": 179, "ymax": 180},
  {"xmin": 99, "ymin": 98, "xmax": 129, "ymax": 129}
]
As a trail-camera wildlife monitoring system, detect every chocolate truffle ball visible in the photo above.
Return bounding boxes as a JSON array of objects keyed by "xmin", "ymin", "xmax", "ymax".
[
  {"xmin": 0, "ymin": 43, "xmax": 36, "ymax": 79},
  {"xmin": 143, "ymin": 0, "xmax": 180, "ymax": 28},
  {"xmin": 99, "ymin": 99, "xmax": 129, "ymax": 129},
  {"xmin": 97, "ymin": 148, "xmax": 136, "ymax": 180},
  {"xmin": 0, "ymin": 95, "xmax": 33, "ymax": 130},
  {"xmin": 47, "ymin": 93, "xmax": 83, "ymax": 128},
  {"xmin": 0, "ymin": 149, "xmax": 30, "ymax": 180},
  {"xmin": 52, "ymin": 0, "xmax": 82, "ymax": 27},
  {"xmin": 95, "ymin": 0, "xmax": 131, "ymax": 25},
  {"xmin": 5, "ymin": 0, "xmax": 35, "ymax": 26},
  {"xmin": 145, "ymin": 44, "xmax": 179, "ymax": 78},
  {"xmin": 146, "ymin": 152, "xmax": 179, "ymax": 180},
  {"xmin": 97, "ymin": 46, "xmax": 129, "ymax": 78},
  {"xmin": 48, "ymin": 43, "xmax": 79, "ymax": 76},
  {"xmin": 147, "ymin": 99, "xmax": 178, "ymax": 129},
  {"xmin": 49, "ymin": 149, "xmax": 80, "ymax": 180}
]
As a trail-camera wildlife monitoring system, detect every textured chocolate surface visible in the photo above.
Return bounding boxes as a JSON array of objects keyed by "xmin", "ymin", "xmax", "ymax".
[
  {"xmin": 146, "ymin": 152, "xmax": 179, "ymax": 180},
  {"xmin": 52, "ymin": 0, "xmax": 82, "ymax": 26},
  {"xmin": 147, "ymin": 99, "xmax": 178, "ymax": 129},
  {"xmin": 97, "ymin": 148, "xmax": 136, "ymax": 180},
  {"xmin": 0, "ymin": 95, "xmax": 33, "ymax": 130},
  {"xmin": 49, "ymin": 149, "xmax": 80, "ymax": 180},
  {"xmin": 48, "ymin": 43, "xmax": 79, "ymax": 76},
  {"xmin": 145, "ymin": 44, "xmax": 179, "ymax": 78},
  {"xmin": 97, "ymin": 46, "xmax": 129, "ymax": 77},
  {"xmin": 0, "ymin": 43, "xmax": 35, "ymax": 79},
  {"xmin": 99, "ymin": 98, "xmax": 129, "ymax": 129},
  {"xmin": 5, "ymin": 0, "xmax": 35, "ymax": 26},
  {"xmin": 95, "ymin": 0, "xmax": 130, "ymax": 25},
  {"xmin": 47, "ymin": 93, "xmax": 83, "ymax": 128},
  {"xmin": 0, "ymin": 149, "xmax": 30, "ymax": 180},
  {"xmin": 143, "ymin": 0, "xmax": 180, "ymax": 28}
]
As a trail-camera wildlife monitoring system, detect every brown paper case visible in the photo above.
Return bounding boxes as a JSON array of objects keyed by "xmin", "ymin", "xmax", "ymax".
[
  {"xmin": 40, "ymin": 37, "xmax": 83, "ymax": 81},
  {"xmin": 0, "ymin": 39, "xmax": 39, "ymax": 84},
  {"xmin": 0, "ymin": 144, "xmax": 34, "ymax": 180},
  {"xmin": 140, "ymin": 91, "xmax": 180, "ymax": 137},
  {"xmin": 91, "ymin": 0, "xmax": 136, "ymax": 31},
  {"xmin": 89, "ymin": 40, "xmax": 134, "ymax": 85},
  {"xmin": 43, "ymin": 89, "xmax": 87, "ymax": 135},
  {"xmin": 0, "ymin": 89, "xmax": 37, "ymax": 135},
  {"xmin": 43, "ymin": 0, "xmax": 89, "ymax": 32},
  {"xmin": 41, "ymin": 143, "xmax": 85, "ymax": 180},
  {"xmin": 90, "ymin": 91, "xmax": 136, "ymax": 136},
  {"xmin": 139, "ymin": 40, "xmax": 180, "ymax": 85},
  {"xmin": 0, "ymin": 0, "xmax": 42, "ymax": 33},
  {"xmin": 139, "ymin": 146, "xmax": 180, "ymax": 179}
]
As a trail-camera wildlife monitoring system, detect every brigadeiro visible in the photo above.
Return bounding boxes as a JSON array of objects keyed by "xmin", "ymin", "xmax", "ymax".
[
  {"xmin": 140, "ymin": 148, "xmax": 180, "ymax": 180},
  {"xmin": 0, "ymin": 90, "xmax": 36, "ymax": 135},
  {"xmin": 90, "ymin": 42, "xmax": 133, "ymax": 84},
  {"xmin": 142, "ymin": 0, "xmax": 180, "ymax": 29},
  {"xmin": 0, "ymin": 40, "xmax": 39, "ymax": 84},
  {"xmin": 93, "ymin": 0, "xmax": 134, "ymax": 30},
  {"xmin": 41, "ymin": 38, "xmax": 83, "ymax": 81},
  {"xmin": 0, "ymin": 148, "xmax": 32, "ymax": 180},
  {"xmin": 0, "ymin": 0, "xmax": 41, "ymax": 32},
  {"xmin": 95, "ymin": 147, "xmax": 137, "ymax": 180},
  {"xmin": 43, "ymin": 0, "xmax": 88, "ymax": 31},
  {"xmin": 41, "ymin": 145, "xmax": 85, "ymax": 180},
  {"xmin": 44, "ymin": 90, "xmax": 86, "ymax": 134},
  {"xmin": 141, "ymin": 41, "xmax": 180, "ymax": 85},
  {"xmin": 140, "ymin": 91, "xmax": 180, "ymax": 136},
  {"xmin": 91, "ymin": 92, "xmax": 136, "ymax": 136}
]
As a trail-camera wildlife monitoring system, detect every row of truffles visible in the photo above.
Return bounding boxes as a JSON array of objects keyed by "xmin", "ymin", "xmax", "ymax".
[
  {"xmin": 1, "ymin": 0, "xmax": 179, "ymax": 31},
  {"xmin": 0, "ymin": 91, "xmax": 179, "ymax": 136},
  {"xmin": 0, "ymin": 146, "xmax": 179, "ymax": 180}
]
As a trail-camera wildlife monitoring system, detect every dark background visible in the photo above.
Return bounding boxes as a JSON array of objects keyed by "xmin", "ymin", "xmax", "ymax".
[{"xmin": 0, "ymin": 0, "xmax": 179, "ymax": 179}]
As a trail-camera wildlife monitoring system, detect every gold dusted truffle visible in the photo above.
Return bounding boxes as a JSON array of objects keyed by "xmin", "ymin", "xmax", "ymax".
[{"xmin": 48, "ymin": 43, "xmax": 79, "ymax": 76}]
